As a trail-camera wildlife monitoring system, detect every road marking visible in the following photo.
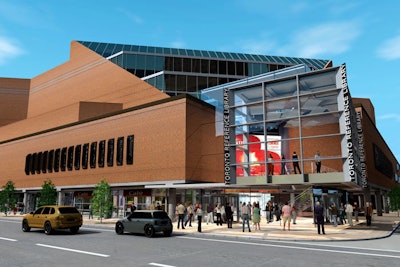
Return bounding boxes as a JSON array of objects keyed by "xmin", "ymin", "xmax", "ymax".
[
  {"xmin": 0, "ymin": 237, "xmax": 18, "ymax": 242},
  {"xmin": 36, "ymin": 243, "xmax": 110, "ymax": 257},
  {"xmin": 177, "ymin": 236, "xmax": 400, "ymax": 259},
  {"xmin": 149, "ymin": 263, "xmax": 177, "ymax": 267}
]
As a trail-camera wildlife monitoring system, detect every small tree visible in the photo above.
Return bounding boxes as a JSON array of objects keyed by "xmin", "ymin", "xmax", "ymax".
[
  {"xmin": 0, "ymin": 180, "xmax": 16, "ymax": 216},
  {"xmin": 37, "ymin": 179, "xmax": 57, "ymax": 207},
  {"xmin": 388, "ymin": 185, "xmax": 400, "ymax": 216},
  {"xmin": 92, "ymin": 179, "xmax": 113, "ymax": 223}
]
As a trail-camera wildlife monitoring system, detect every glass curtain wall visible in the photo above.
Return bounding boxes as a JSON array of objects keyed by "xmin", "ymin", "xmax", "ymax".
[{"xmin": 230, "ymin": 70, "xmax": 343, "ymax": 182}]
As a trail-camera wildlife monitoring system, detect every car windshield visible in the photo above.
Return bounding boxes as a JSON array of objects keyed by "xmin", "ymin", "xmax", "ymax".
[
  {"xmin": 153, "ymin": 212, "xmax": 169, "ymax": 219},
  {"xmin": 59, "ymin": 207, "xmax": 80, "ymax": 214}
]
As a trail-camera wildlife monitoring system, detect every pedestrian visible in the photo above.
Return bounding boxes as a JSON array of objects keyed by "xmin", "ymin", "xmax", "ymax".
[
  {"xmin": 88, "ymin": 204, "xmax": 93, "ymax": 219},
  {"xmin": 241, "ymin": 202, "xmax": 251, "ymax": 232},
  {"xmin": 184, "ymin": 203, "xmax": 193, "ymax": 227},
  {"xmin": 292, "ymin": 151, "xmax": 301, "ymax": 174},
  {"xmin": 267, "ymin": 154, "xmax": 274, "ymax": 176},
  {"xmin": 225, "ymin": 203, "xmax": 233, "ymax": 228},
  {"xmin": 315, "ymin": 151, "xmax": 321, "ymax": 173},
  {"xmin": 291, "ymin": 204, "xmax": 297, "ymax": 224},
  {"xmin": 329, "ymin": 203, "xmax": 338, "ymax": 227},
  {"xmin": 365, "ymin": 202, "xmax": 373, "ymax": 226},
  {"xmin": 353, "ymin": 202, "xmax": 359, "ymax": 222},
  {"xmin": 281, "ymin": 202, "xmax": 292, "ymax": 231},
  {"xmin": 206, "ymin": 203, "xmax": 214, "ymax": 224},
  {"xmin": 339, "ymin": 203, "xmax": 346, "ymax": 224},
  {"xmin": 345, "ymin": 201, "xmax": 353, "ymax": 226},
  {"xmin": 215, "ymin": 204, "xmax": 222, "ymax": 226},
  {"xmin": 177, "ymin": 202, "xmax": 185, "ymax": 229},
  {"xmin": 280, "ymin": 154, "xmax": 287, "ymax": 174},
  {"xmin": 274, "ymin": 203, "xmax": 281, "ymax": 221},
  {"xmin": 246, "ymin": 202, "xmax": 252, "ymax": 220},
  {"xmin": 314, "ymin": 201, "xmax": 325, "ymax": 235},
  {"xmin": 196, "ymin": 204, "xmax": 203, "ymax": 232},
  {"xmin": 252, "ymin": 202, "xmax": 261, "ymax": 230}
]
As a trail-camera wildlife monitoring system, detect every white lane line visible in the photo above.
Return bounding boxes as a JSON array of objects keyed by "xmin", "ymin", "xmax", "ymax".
[
  {"xmin": 36, "ymin": 243, "xmax": 110, "ymax": 257},
  {"xmin": 0, "ymin": 237, "xmax": 18, "ymax": 242},
  {"xmin": 149, "ymin": 263, "xmax": 177, "ymax": 267},
  {"xmin": 177, "ymin": 236, "xmax": 400, "ymax": 259}
]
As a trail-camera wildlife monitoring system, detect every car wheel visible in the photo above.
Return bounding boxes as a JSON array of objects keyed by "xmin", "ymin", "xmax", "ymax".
[
  {"xmin": 144, "ymin": 224, "xmax": 155, "ymax": 238},
  {"xmin": 115, "ymin": 222, "xmax": 124, "ymax": 235},
  {"xmin": 163, "ymin": 230, "xmax": 172, "ymax": 237},
  {"xmin": 44, "ymin": 221, "xmax": 53, "ymax": 235},
  {"xmin": 70, "ymin": 226, "xmax": 79, "ymax": 234},
  {"xmin": 22, "ymin": 220, "xmax": 31, "ymax": 232}
]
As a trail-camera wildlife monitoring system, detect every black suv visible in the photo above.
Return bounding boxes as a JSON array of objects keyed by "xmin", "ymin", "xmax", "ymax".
[{"xmin": 115, "ymin": 210, "xmax": 173, "ymax": 237}]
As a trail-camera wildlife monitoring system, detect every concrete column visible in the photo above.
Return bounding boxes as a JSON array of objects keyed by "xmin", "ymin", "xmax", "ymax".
[
  {"xmin": 57, "ymin": 190, "xmax": 63, "ymax": 205},
  {"xmin": 167, "ymin": 188, "xmax": 177, "ymax": 220}
]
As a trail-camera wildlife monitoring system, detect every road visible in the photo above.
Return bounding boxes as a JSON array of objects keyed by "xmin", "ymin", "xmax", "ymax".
[{"xmin": 1, "ymin": 218, "xmax": 399, "ymax": 267}]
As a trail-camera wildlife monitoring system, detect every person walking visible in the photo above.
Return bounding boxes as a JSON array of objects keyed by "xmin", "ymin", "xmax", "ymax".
[
  {"xmin": 206, "ymin": 203, "xmax": 214, "ymax": 225},
  {"xmin": 314, "ymin": 202, "xmax": 325, "ymax": 235},
  {"xmin": 292, "ymin": 151, "xmax": 301, "ymax": 174},
  {"xmin": 225, "ymin": 203, "xmax": 233, "ymax": 228},
  {"xmin": 365, "ymin": 202, "xmax": 373, "ymax": 226},
  {"xmin": 241, "ymin": 202, "xmax": 251, "ymax": 232},
  {"xmin": 177, "ymin": 202, "xmax": 185, "ymax": 229},
  {"xmin": 353, "ymin": 202, "xmax": 360, "ymax": 222},
  {"xmin": 252, "ymin": 202, "xmax": 261, "ymax": 230},
  {"xmin": 280, "ymin": 154, "xmax": 287, "ymax": 174},
  {"xmin": 281, "ymin": 202, "xmax": 292, "ymax": 231},
  {"xmin": 345, "ymin": 201, "xmax": 353, "ymax": 226},
  {"xmin": 215, "ymin": 204, "xmax": 223, "ymax": 226},
  {"xmin": 184, "ymin": 203, "xmax": 193, "ymax": 227},
  {"xmin": 329, "ymin": 203, "xmax": 338, "ymax": 227},
  {"xmin": 196, "ymin": 204, "xmax": 203, "ymax": 232}
]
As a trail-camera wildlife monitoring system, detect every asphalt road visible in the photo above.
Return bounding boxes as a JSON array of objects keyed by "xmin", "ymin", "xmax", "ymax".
[{"xmin": 1, "ymin": 218, "xmax": 400, "ymax": 267}]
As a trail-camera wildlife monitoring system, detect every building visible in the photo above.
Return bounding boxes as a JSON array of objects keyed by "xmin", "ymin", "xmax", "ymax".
[{"xmin": 0, "ymin": 41, "xmax": 398, "ymax": 218}]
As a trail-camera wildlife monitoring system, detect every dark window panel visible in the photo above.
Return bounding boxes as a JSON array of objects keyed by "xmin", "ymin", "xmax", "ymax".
[
  {"xmin": 98, "ymin": 140, "xmax": 105, "ymax": 168},
  {"xmin": 31, "ymin": 153, "xmax": 37, "ymax": 175},
  {"xmin": 201, "ymin": 59, "xmax": 209, "ymax": 73},
  {"xmin": 48, "ymin": 150, "xmax": 54, "ymax": 173},
  {"xmin": 219, "ymin": 61, "xmax": 227, "ymax": 75},
  {"xmin": 37, "ymin": 152, "xmax": 42, "ymax": 174},
  {"xmin": 54, "ymin": 149, "xmax": 60, "ymax": 172},
  {"xmin": 67, "ymin": 146, "xmax": 74, "ymax": 171},
  {"xmin": 117, "ymin": 137, "xmax": 124, "ymax": 166},
  {"xmin": 228, "ymin": 61, "xmax": 235, "ymax": 75},
  {"xmin": 90, "ymin": 142, "xmax": 97, "ymax": 168},
  {"xmin": 60, "ymin": 147, "xmax": 67, "ymax": 171},
  {"xmin": 127, "ymin": 135, "xmax": 134, "ymax": 165},
  {"xmin": 25, "ymin": 154, "xmax": 32, "ymax": 175},
  {"xmin": 210, "ymin": 60, "xmax": 218, "ymax": 74},
  {"xmin": 107, "ymin": 139, "xmax": 114, "ymax": 167},
  {"xmin": 42, "ymin": 151, "xmax": 48, "ymax": 173},
  {"xmin": 82, "ymin": 144, "xmax": 89, "ymax": 169},
  {"xmin": 74, "ymin": 145, "xmax": 81, "ymax": 170}
]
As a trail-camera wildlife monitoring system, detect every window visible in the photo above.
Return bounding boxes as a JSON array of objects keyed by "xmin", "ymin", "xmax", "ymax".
[
  {"xmin": 25, "ymin": 154, "xmax": 32, "ymax": 175},
  {"xmin": 48, "ymin": 150, "xmax": 54, "ymax": 173},
  {"xmin": 74, "ymin": 145, "xmax": 81, "ymax": 170},
  {"xmin": 98, "ymin": 140, "xmax": 105, "ymax": 167},
  {"xmin": 107, "ymin": 139, "xmax": 114, "ymax": 167},
  {"xmin": 67, "ymin": 146, "xmax": 74, "ymax": 171},
  {"xmin": 90, "ymin": 142, "xmax": 97, "ymax": 168},
  {"xmin": 42, "ymin": 151, "xmax": 48, "ymax": 173},
  {"xmin": 82, "ymin": 143, "xmax": 89, "ymax": 169},
  {"xmin": 117, "ymin": 137, "xmax": 124, "ymax": 166},
  {"xmin": 37, "ymin": 152, "xmax": 42, "ymax": 174},
  {"xmin": 54, "ymin": 149, "xmax": 60, "ymax": 172},
  {"xmin": 60, "ymin": 147, "xmax": 67, "ymax": 171},
  {"xmin": 127, "ymin": 135, "xmax": 134, "ymax": 165},
  {"xmin": 31, "ymin": 153, "xmax": 37, "ymax": 174}
]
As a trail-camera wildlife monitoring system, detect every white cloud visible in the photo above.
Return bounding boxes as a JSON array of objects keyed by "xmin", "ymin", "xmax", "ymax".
[
  {"xmin": 116, "ymin": 8, "xmax": 144, "ymax": 24},
  {"xmin": 377, "ymin": 113, "xmax": 400, "ymax": 122},
  {"xmin": 377, "ymin": 35, "xmax": 400, "ymax": 60},
  {"xmin": 0, "ymin": 36, "xmax": 24, "ymax": 65},
  {"xmin": 286, "ymin": 21, "xmax": 361, "ymax": 58}
]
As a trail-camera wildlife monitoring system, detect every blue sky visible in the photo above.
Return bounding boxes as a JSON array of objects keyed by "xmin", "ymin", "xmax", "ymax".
[{"xmin": 1, "ymin": 0, "xmax": 399, "ymax": 161}]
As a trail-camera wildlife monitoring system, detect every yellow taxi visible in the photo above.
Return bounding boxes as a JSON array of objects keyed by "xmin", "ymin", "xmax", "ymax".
[{"xmin": 22, "ymin": 205, "xmax": 82, "ymax": 235}]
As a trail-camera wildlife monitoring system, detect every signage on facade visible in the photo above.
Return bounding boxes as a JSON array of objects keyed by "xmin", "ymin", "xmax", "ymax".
[
  {"xmin": 123, "ymin": 189, "xmax": 151, "ymax": 197},
  {"xmin": 223, "ymin": 88, "xmax": 231, "ymax": 184},
  {"xmin": 356, "ymin": 111, "xmax": 368, "ymax": 188},
  {"xmin": 340, "ymin": 64, "xmax": 356, "ymax": 182}
]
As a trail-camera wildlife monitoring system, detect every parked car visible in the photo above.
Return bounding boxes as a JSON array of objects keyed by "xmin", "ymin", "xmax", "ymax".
[
  {"xmin": 115, "ymin": 210, "xmax": 173, "ymax": 237},
  {"xmin": 22, "ymin": 205, "xmax": 83, "ymax": 235}
]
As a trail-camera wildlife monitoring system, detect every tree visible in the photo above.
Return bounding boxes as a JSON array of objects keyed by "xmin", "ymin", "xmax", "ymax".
[
  {"xmin": 388, "ymin": 185, "xmax": 400, "ymax": 216},
  {"xmin": 91, "ymin": 179, "xmax": 113, "ymax": 223},
  {"xmin": 37, "ymin": 179, "xmax": 57, "ymax": 207},
  {"xmin": 0, "ymin": 180, "xmax": 16, "ymax": 216}
]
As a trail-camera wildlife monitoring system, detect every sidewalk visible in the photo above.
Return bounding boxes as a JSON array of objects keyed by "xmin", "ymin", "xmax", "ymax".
[{"xmin": 3, "ymin": 211, "xmax": 399, "ymax": 242}]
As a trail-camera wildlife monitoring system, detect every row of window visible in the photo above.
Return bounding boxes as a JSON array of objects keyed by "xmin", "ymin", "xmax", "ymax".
[{"xmin": 25, "ymin": 135, "xmax": 134, "ymax": 175}]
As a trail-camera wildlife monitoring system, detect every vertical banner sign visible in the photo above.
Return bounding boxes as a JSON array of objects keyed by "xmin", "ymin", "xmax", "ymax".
[
  {"xmin": 356, "ymin": 111, "xmax": 368, "ymax": 188},
  {"xmin": 223, "ymin": 88, "xmax": 231, "ymax": 184},
  {"xmin": 340, "ymin": 64, "xmax": 355, "ymax": 182}
]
